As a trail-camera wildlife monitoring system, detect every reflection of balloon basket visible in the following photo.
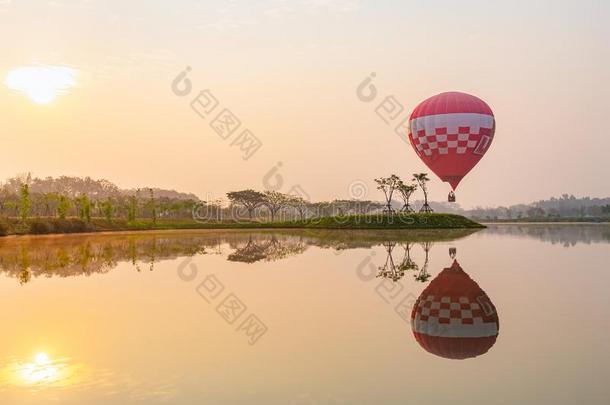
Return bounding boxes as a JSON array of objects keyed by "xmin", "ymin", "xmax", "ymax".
[{"xmin": 410, "ymin": 260, "xmax": 499, "ymax": 360}]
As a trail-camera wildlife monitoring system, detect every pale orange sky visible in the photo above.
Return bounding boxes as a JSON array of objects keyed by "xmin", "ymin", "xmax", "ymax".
[{"xmin": 1, "ymin": 0, "xmax": 609, "ymax": 208}]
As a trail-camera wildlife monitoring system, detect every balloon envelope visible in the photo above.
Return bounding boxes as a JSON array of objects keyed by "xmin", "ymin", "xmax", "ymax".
[
  {"xmin": 408, "ymin": 92, "xmax": 495, "ymax": 190},
  {"xmin": 410, "ymin": 260, "xmax": 499, "ymax": 359}
]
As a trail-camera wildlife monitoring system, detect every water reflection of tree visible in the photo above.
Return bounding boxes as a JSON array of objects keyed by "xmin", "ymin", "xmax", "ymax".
[
  {"xmin": 376, "ymin": 242, "xmax": 421, "ymax": 282},
  {"xmin": 227, "ymin": 235, "xmax": 308, "ymax": 263},
  {"xmin": 18, "ymin": 245, "xmax": 31, "ymax": 285},
  {"xmin": 484, "ymin": 224, "xmax": 610, "ymax": 246},
  {"xmin": 376, "ymin": 241, "xmax": 399, "ymax": 281},
  {"xmin": 414, "ymin": 241, "xmax": 432, "ymax": 282},
  {"xmin": 0, "ymin": 229, "xmax": 476, "ymax": 284},
  {"xmin": 0, "ymin": 234, "xmax": 211, "ymax": 284}
]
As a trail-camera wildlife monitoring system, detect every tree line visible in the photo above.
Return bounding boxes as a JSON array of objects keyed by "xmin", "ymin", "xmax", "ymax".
[
  {"xmin": 222, "ymin": 173, "xmax": 434, "ymax": 222},
  {"xmin": 435, "ymin": 194, "xmax": 610, "ymax": 220},
  {"xmin": 0, "ymin": 174, "xmax": 199, "ymax": 222},
  {"xmin": 222, "ymin": 190, "xmax": 386, "ymax": 222},
  {"xmin": 0, "ymin": 173, "xmax": 439, "ymax": 224}
]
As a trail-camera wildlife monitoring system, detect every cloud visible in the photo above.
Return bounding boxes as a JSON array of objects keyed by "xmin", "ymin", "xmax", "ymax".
[
  {"xmin": 206, "ymin": 0, "xmax": 360, "ymax": 31},
  {"xmin": 262, "ymin": 0, "xmax": 360, "ymax": 19},
  {"xmin": 303, "ymin": 0, "xmax": 361, "ymax": 13}
]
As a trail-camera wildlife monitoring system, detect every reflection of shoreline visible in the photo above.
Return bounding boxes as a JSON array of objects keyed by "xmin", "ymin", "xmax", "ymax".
[
  {"xmin": 0, "ymin": 229, "xmax": 478, "ymax": 284},
  {"xmin": 483, "ymin": 224, "xmax": 610, "ymax": 246}
]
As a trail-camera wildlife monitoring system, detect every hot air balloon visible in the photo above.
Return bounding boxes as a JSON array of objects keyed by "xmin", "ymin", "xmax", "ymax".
[
  {"xmin": 410, "ymin": 260, "xmax": 499, "ymax": 360},
  {"xmin": 407, "ymin": 92, "xmax": 495, "ymax": 202}
]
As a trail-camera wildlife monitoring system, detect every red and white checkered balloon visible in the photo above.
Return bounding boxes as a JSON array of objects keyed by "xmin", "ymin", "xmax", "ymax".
[
  {"xmin": 408, "ymin": 92, "xmax": 495, "ymax": 190},
  {"xmin": 411, "ymin": 260, "xmax": 499, "ymax": 360}
]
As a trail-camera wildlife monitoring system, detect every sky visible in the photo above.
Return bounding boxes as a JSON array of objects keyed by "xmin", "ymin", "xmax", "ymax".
[{"xmin": 1, "ymin": 0, "xmax": 609, "ymax": 208}]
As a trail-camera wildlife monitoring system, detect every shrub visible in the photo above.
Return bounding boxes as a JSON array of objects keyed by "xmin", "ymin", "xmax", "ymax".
[
  {"xmin": 28, "ymin": 218, "xmax": 96, "ymax": 235},
  {"xmin": 0, "ymin": 220, "xmax": 8, "ymax": 236},
  {"xmin": 29, "ymin": 219, "xmax": 53, "ymax": 234},
  {"xmin": 52, "ymin": 218, "xmax": 92, "ymax": 233}
]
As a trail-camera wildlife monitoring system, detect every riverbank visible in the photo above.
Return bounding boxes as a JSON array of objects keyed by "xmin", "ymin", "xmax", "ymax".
[
  {"xmin": 0, "ymin": 213, "xmax": 484, "ymax": 236},
  {"xmin": 478, "ymin": 217, "xmax": 609, "ymax": 224}
]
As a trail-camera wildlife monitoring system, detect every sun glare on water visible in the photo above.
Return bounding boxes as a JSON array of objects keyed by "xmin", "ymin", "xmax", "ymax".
[
  {"xmin": 19, "ymin": 352, "xmax": 57, "ymax": 383},
  {"xmin": 0, "ymin": 351, "xmax": 82, "ymax": 389},
  {"xmin": 4, "ymin": 65, "xmax": 77, "ymax": 104}
]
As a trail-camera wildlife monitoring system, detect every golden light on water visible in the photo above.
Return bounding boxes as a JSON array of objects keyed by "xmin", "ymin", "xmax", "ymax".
[
  {"xmin": 19, "ymin": 352, "xmax": 57, "ymax": 384},
  {"xmin": 0, "ymin": 352, "xmax": 82, "ymax": 389},
  {"xmin": 4, "ymin": 65, "xmax": 77, "ymax": 104}
]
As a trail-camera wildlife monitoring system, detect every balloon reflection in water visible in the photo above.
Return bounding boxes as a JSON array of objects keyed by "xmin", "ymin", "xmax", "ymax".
[{"xmin": 410, "ymin": 260, "xmax": 499, "ymax": 359}]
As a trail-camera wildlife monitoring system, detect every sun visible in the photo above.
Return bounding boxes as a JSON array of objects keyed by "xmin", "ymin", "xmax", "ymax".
[{"xmin": 4, "ymin": 65, "xmax": 77, "ymax": 104}]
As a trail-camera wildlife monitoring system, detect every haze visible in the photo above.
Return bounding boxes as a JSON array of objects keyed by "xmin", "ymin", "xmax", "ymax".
[{"xmin": 1, "ymin": 0, "xmax": 609, "ymax": 208}]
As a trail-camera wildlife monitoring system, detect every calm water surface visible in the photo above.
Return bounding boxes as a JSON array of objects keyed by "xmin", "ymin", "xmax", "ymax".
[{"xmin": 0, "ymin": 225, "xmax": 609, "ymax": 404}]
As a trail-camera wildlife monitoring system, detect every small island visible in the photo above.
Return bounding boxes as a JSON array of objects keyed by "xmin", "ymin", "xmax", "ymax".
[{"xmin": 0, "ymin": 213, "xmax": 483, "ymax": 236}]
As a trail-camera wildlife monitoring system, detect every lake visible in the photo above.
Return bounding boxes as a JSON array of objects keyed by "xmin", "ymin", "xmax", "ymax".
[{"xmin": 1, "ymin": 224, "xmax": 609, "ymax": 404}]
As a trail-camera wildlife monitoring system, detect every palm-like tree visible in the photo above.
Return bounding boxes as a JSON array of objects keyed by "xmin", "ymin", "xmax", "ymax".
[
  {"xmin": 397, "ymin": 181, "xmax": 417, "ymax": 213},
  {"xmin": 374, "ymin": 174, "xmax": 401, "ymax": 213},
  {"xmin": 413, "ymin": 173, "xmax": 433, "ymax": 213}
]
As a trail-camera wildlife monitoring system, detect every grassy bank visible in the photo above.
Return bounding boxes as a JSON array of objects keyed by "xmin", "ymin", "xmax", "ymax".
[{"xmin": 0, "ymin": 213, "xmax": 483, "ymax": 236}]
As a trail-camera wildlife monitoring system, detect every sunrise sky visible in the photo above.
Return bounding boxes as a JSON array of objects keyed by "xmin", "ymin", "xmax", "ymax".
[{"xmin": 1, "ymin": 0, "xmax": 609, "ymax": 208}]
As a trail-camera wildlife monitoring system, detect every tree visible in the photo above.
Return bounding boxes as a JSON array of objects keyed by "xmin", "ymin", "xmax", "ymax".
[
  {"xmin": 526, "ymin": 206, "xmax": 545, "ymax": 218},
  {"xmin": 288, "ymin": 195, "xmax": 309, "ymax": 220},
  {"xmin": 127, "ymin": 190, "xmax": 139, "ymax": 221},
  {"xmin": 19, "ymin": 184, "xmax": 31, "ymax": 221},
  {"xmin": 77, "ymin": 194, "xmax": 92, "ymax": 222},
  {"xmin": 262, "ymin": 191, "xmax": 289, "ymax": 221},
  {"xmin": 226, "ymin": 189, "xmax": 265, "ymax": 219},
  {"xmin": 413, "ymin": 173, "xmax": 433, "ymax": 213},
  {"xmin": 148, "ymin": 188, "xmax": 157, "ymax": 225},
  {"xmin": 102, "ymin": 198, "xmax": 114, "ymax": 221},
  {"xmin": 396, "ymin": 181, "xmax": 417, "ymax": 213},
  {"xmin": 42, "ymin": 192, "xmax": 60, "ymax": 217},
  {"xmin": 374, "ymin": 175, "xmax": 401, "ymax": 213},
  {"xmin": 57, "ymin": 195, "xmax": 71, "ymax": 219}
]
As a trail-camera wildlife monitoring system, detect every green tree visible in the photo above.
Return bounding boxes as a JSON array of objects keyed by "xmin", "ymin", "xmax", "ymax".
[
  {"xmin": 412, "ymin": 173, "xmax": 433, "ymax": 213},
  {"xmin": 396, "ymin": 181, "xmax": 417, "ymax": 213},
  {"xmin": 227, "ymin": 189, "xmax": 265, "ymax": 219},
  {"xmin": 288, "ymin": 195, "xmax": 309, "ymax": 220},
  {"xmin": 102, "ymin": 198, "xmax": 114, "ymax": 221},
  {"xmin": 128, "ymin": 191, "xmax": 139, "ymax": 222},
  {"xmin": 19, "ymin": 184, "xmax": 30, "ymax": 221},
  {"xmin": 262, "ymin": 191, "xmax": 289, "ymax": 221},
  {"xmin": 374, "ymin": 175, "xmax": 401, "ymax": 213},
  {"xmin": 148, "ymin": 188, "xmax": 157, "ymax": 225},
  {"xmin": 41, "ymin": 192, "xmax": 60, "ymax": 217},
  {"xmin": 57, "ymin": 195, "xmax": 71, "ymax": 219},
  {"xmin": 77, "ymin": 194, "xmax": 92, "ymax": 222}
]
